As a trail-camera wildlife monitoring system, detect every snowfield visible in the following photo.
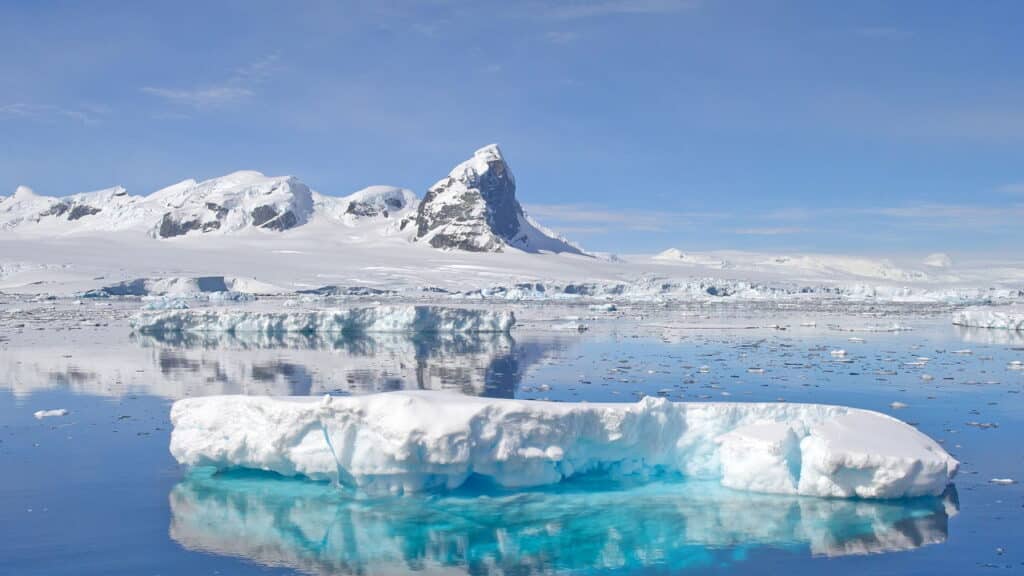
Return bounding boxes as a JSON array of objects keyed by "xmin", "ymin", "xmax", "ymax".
[
  {"xmin": 952, "ymin": 306, "xmax": 1024, "ymax": 331},
  {"xmin": 170, "ymin": 391, "xmax": 958, "ymax": 499},
  {"xmin": 1, "ymin": 145, "xmax": 1021, "ymax": 305},
  {"xmin": 132, "ymin": 306, "xmax": 515, "ymax": 335}
]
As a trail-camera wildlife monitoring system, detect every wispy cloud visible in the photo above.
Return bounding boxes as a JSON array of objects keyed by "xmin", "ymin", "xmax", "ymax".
[
  {"xmin": 545, "ymin": 30, "xmax": 581, "ymax": 44},
  {"xmin": 862, "ymin": 202, "xmax": 1024, "ymax": 229},
  {"xmin": 538, "ymin": 0, "xmax": 696, "ymax": 20},
  {"xmin": 526, "ymin": 203, "xmax": 726, "ymax": 234},
  {"xmin": 853, "ymin": 26, "xmax": 914, "ymax": 40},
  {"xmin": 142, "ymin": 54, "xmax": 280, "ymax": 109},
  {"xmin": 732, "ymin": 226, "xmax": 806, "ymax": 236},
  {"xmin": 760, "ymin": 201, "xmax": 1024, "ymax": 231},
  {"xmin": 996, "ymin": 182, "xmax": 1024, "ymax": 195},
  {"xmin": 0, "ymin": 102, "xmax": 102, "ymax": 125}
]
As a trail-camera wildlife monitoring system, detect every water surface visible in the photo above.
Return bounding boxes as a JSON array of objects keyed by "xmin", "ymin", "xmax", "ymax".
[{"xmin": 1, "ymin": 309, "xmax": 1021, "ymax": 574}]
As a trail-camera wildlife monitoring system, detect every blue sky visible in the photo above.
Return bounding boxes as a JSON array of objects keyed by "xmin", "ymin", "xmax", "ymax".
[{"xmin": 2, "ymin": 0, "xmax": 1022, "ymax": 255}]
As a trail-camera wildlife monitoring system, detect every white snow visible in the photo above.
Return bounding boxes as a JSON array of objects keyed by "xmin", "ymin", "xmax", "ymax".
[
  {"xmin": 1, "ymin": 145, "xmax": 1022, "ymax": 303},
  {"xmin": 33, "ymin": 408, "xmax": 69, "ymax": 419},
  {"xmin": 132, "ymin": 306, "xmax": 515, "ymax": 334},
  {"xmin": 924, "ymin": 253, "xmax": 953, "ymax": 268},
  {"xmin": 952, "ymin": 306, "xmax": 1024, "ymax": 331},
  {"xmin": 169, "ymin": 391, "xmax": 958, "ymax": 498}
]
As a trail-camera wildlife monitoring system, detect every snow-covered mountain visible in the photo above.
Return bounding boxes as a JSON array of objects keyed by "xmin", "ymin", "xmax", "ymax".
[
  {"xmin": 0, "ymin": 145, "xmax": 580, "ymax": 254},
  {"xmin": 0, "ymin": 171, "xmax": 417, "ymax": 240},
  {"xmin": 410, "ymin": 144, "xmax": 584, "ymax": 254},
  {"xmin": 3, "ymin": 146, "xmax": 1023, "ymax": 303}
]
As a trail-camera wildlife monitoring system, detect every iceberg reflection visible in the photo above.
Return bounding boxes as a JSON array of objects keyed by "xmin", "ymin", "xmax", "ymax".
[
  {"xmin": 1, "ymin": 331, "xmax": 569, "ymax": 399},
  {"xmin": 169, "ymin": 470, "xmax": 957, "ymax": 574},
  {"xmin": 954, "ymin": 325, "xmax": 1024, "ymax": 346}
]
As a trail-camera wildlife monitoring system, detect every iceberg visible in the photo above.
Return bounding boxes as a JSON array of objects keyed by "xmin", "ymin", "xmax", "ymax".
[
  {"xmin": 133, "ymin": 306, "xmax": 515, "ymax": 335},
  {"xmin": 952, "ymin": 306, "xmax": 1024, "ymax": 331},
  {"xmin": 169, "ymin": 470, "xmax": 958, "ymax": 574},
  {"xmin": 169, "ymin": 391, "xmax": 958, "ymax": 499}
]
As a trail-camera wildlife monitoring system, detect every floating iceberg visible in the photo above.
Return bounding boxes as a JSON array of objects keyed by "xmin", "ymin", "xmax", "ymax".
[
  {"xmin": 170, "ymin": 391, "xmax": 958, "ymax": 499},
  {"xmin": 169, "ymin": 471, "xmax": 957, "ymax": 574},
  {"xmin": 133, "ymin": 306, "xmax": 515, "ymax": 335},
  {"xmin": 952, "ymin": 306, "xmax": 1024, "ymax": 331}
]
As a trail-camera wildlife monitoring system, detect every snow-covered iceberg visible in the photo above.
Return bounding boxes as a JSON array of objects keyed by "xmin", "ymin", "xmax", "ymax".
[
  {"xmin": 169, "ymin": 391, "xmax": 958, "ymax": 499},
  {"xmin": 133, "ymin": 306, "xmax": 515, "ymax": 335},
  {"xmin": 952, "ymin": 306, "xmax": 1024, "ymax": 331}
]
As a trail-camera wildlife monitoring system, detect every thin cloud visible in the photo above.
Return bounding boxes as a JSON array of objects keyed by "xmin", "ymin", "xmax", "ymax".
[
  {"xmin": 141, "ymin": 86, "xmax": 254, "ymax": 108},
  {"xmin": 996, "ymin": 182, "xmax": 1024, "ymax": 195},
  {"xmin": 0, "ymin": 102, "xmax": 101, "ymax": 125},
  {"xmin": 527, "ymin": 203, "xmax": 667, "ymax": 232},
  {"xmin": 142, "ymin": 54, "xmax": 280, "ymax": 109},
  {"xmin": 862, "ymin": 203, "xmax": 1024, "ymax": 229},
  {"xmin": 733, "ymin": 227, "xmax": 806, "ymax": 236},
  {"xmin": 853, "ymin": 26, "xmax": 914, "ymax": 40},
  {"xmin": 545, "ymin": 30, "xmax": 581, "ymax": 44},
  {"xmin": 539, "ymin": 0, "xmax": 696, "ymax": 20},
  {"xmin": 526, "ymin": 203, "xmax": 727, "ymax": 233}
]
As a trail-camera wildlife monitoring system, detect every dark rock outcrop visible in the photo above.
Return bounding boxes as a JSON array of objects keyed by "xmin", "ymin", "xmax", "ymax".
[{"xmin": 412, "ymin": 145, "xmax": 583, "ymax": 254}]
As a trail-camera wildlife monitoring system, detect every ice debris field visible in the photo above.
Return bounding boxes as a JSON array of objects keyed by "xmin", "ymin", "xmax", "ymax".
[{"xmin": 170, "ymin": 390, "xmax": 958, "ymax": 499}]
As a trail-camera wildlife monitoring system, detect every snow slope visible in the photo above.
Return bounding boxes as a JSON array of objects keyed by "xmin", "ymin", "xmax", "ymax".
[{"xmin": 170, "ymin": 391, "xmax": 958, "ymax": 498}]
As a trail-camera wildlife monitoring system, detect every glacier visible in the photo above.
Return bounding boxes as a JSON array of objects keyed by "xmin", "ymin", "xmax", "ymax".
[
  {"xmin": 952, "ymin": 306, "xmax": 1024, "ymax": 331},
  {"xmin": 169, "ymin": 391, "xmax": 958, "ymax": 499},
  {"xmin": 133, "ymin": 306, "xmax": 515, "ymax": 335}
]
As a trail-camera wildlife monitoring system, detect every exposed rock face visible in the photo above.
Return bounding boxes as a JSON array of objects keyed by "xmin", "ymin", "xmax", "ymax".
[
  {"xmin": 412, "ymin": 145, "xmax": 583, "ymax": 254},
  {"xmin": 346, "ymin": 196, "xmax": 403, "ymax": 218},
  {"xmin": 67, "ymin": 205, "xmax": 102, "ymax": 220},
  {"xmin": 40, "ymin": 200, "xmax": 102, "ymax": 221},
  {"xmin": 158, "ymin": 213, "xmax": 221, "ymax": 238},
  {"xmin": 153, "ymin": 172, "xmax": 313, "ymax": 238}
]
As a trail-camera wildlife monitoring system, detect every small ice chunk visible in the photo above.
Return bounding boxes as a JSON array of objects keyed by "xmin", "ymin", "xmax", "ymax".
[
  {"xmin": 33, "ymin": 409, "xmax": 69, "ymax": 420},
  {"xmin": 989, "ymin": 478, "xmax": 1016, "ymax": 485},
  {"xmin": 830, "ymin": 349, "xmax": 847, "ymax": 357}
]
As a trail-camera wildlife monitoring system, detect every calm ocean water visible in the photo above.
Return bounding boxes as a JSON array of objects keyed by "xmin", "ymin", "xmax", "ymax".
[{"xmin": 1, "ymin": 315, "xmax": 1021, "ymax": 574}]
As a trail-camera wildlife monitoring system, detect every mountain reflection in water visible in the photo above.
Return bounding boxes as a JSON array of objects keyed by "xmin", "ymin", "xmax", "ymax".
[{"xmin": 0, "ymin": 330, "xmax": 570, "ymax": 399}]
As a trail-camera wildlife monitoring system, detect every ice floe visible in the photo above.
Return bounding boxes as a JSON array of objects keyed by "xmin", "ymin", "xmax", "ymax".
[
  {"xmin": 952, "ymin": 306, "xmax": 1024, "ymax": 331},
  {"xmin": 133, "ymin": 306, "xmax": 515, "ymax": 335},
  {"xmin": 169, "ymin": 391, "xmax": 958, "ymax": 499}
]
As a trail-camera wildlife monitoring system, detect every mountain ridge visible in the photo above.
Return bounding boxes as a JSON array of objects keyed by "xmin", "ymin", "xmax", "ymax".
[{"xmin": 0, "ymin": 146, "xmax": 584, "ymax": 255}]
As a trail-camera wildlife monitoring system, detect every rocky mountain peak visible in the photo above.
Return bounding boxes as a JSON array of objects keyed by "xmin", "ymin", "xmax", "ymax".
[{"xmin": 412, "ymin": 145, "xmax": 582, "ymax": 254}]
